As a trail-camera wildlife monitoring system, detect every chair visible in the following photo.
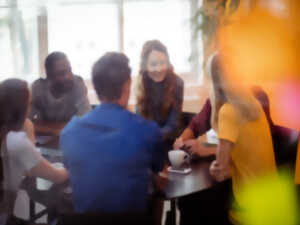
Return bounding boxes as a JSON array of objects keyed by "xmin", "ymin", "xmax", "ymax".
[
  {"xmin": 252, "ymin": 86, "xmax": 299, "ymax": 171},
  {"xmin": 271, "ymin": 125, "xmax": 299, "ymax": 172}
]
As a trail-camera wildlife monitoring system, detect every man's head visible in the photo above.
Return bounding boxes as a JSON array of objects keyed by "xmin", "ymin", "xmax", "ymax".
[
  {"xmin": 92, "ymin": 52, "xmax": 131, "ymax": 107},
  {"xmin": 45, "ymin": 52, "xmax": 74, "ymax": 91}
]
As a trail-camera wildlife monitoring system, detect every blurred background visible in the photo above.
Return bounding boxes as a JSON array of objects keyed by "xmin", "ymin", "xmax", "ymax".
[{"xmin": 0, "ymin": 0, "xmax": 299, "ymax": 130}]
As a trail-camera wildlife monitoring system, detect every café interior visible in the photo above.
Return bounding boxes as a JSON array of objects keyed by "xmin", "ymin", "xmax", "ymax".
[{"xmin": 0, "ymin": 0, "xmax": 300, "ymax": 225}]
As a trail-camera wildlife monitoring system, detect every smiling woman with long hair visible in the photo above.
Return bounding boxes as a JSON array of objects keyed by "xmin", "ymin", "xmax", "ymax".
[
  {"xmin": 0, "ymin": 79, "xmax": 68, "ymax": 223},
  {"xmin": 136, "ymin": 40, "xmax": 184, "ymax": 145},
  {"xmin": 208, "ymin": 54, "xmax": 277, "ymax": 224}
]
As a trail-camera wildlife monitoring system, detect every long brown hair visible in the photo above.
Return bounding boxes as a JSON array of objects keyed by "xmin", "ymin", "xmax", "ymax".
[
  {"xmin": 0, "ymin": 79, "xmax": 30, "ymax": 182},
  {"xmin": 210, "ymin": 54, "xmax": 259, "ymax": 130},
  {"xmin": 136, "ymin": 40, "xmax": 178, "ymax": 121}
]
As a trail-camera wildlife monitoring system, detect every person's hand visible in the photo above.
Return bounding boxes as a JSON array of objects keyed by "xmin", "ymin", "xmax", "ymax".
[
  {"xmin": 183, "ymin": 139, "xmax": 217, "ymax": 157},
  {"xmin": 183, "ymin": 139, "xmax": 200, "ymax": 155},
  {"xmin": 152, "ymin": 173, "xmax": 167, "ymax": 192},
  {"xmin": 209, "ymin": 160, "xmax": 231, "ymax": 182},
  {"xmin": 173, "ymin": 137, "xmax": 184, "ymax": 149}
]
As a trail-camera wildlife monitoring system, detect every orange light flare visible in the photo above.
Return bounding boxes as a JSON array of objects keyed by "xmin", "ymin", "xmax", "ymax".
[{"xmin": 218, "ymin": 0, "xmax": 300, "ymax": 130}]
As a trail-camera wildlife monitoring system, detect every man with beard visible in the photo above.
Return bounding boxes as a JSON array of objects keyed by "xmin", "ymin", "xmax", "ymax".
[{"xmin": 30, "ymin": 52, "xmax": 91, "ymax": 135}]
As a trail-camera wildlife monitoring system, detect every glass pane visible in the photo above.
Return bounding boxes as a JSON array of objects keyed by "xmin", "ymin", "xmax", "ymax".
[
  {"xmin": 124, "ymin": 0, "xmax": 192, "ymax": 76},
  {"xmin": 0, "ymin": 6, "xmax": 39, "ymax": 82},
  {"xmin": 48, "ymin": 3, "xmax": 119, "ymax": 80}
]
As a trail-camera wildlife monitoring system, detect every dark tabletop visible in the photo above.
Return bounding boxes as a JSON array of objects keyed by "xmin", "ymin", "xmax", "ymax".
[
  {"xmin": 158, "ymin": 156, "xmax": 216, "ymax": 200},
  {"xmin": 22, "ymin": 153, "xmax": 216, "ymax": 216}
]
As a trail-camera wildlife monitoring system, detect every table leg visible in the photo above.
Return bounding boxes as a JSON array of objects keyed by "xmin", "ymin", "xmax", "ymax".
[
  {"xmin": 165, "ymin": 199, "xmax": 177, "ymax": 225},
  {"xmin": 29, "ymin": 199, "xmax": 35, "ymax": 221},
  {"xmin": 29, "ymin": 197, "xmax": 49, "ymax": 223}
]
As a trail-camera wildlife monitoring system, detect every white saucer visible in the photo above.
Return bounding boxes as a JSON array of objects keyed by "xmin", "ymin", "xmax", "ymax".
[{"xmin": 167, "ymin": 166, "xmax": 191, "ymax": 174}]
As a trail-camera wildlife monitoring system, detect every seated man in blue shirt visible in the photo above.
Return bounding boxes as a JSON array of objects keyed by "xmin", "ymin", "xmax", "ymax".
[{"xmin": 60, "ymin": 52, "xmax": 165, "ymax": 214}]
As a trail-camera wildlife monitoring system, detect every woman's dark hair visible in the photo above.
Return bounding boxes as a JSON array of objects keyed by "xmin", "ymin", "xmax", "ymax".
[
  {"xmin": 0, "ymin": 79, "xmax": 29, "ymax": 182},
  {"xmin": 136, "ymin": 40, "xmax": 177, "ymax": 121}
]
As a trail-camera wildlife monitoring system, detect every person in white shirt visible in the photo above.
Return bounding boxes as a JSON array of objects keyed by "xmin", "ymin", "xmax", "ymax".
[{"xmin": 0, "ymin": 79, "xmax": 68, "ymax": 224}]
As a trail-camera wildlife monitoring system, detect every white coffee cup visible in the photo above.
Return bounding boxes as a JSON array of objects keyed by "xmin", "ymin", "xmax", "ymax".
[{"xmin": 168, "ymin": 150, "xmax": 190, "ymax": 169}]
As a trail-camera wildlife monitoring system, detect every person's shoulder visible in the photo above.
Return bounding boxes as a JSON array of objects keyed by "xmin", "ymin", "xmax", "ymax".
[
  {"xmin": 72, "ymin": 75, "xmax": 88, "ymax": 94},
  {"xmin": 24, "ymin": 118, "xmax": 34, "ymax": 132},
  {"xmin": 6, "ymin": 131, "xmax": 33, "ymax": 154},
  {"xmin": 219, "ymin": 103, "xmax": 236, "ymax": 118},
  {"xmin": 31, "ymin": 78, "xmax": 47, "ymax": 89},
  {"xmin": 73, "ymin": 75, "xmax": 85, "ymax": 85},
  {"xmin": 61, "ymin": 116, "xmax": 81, "ymax": 136}
]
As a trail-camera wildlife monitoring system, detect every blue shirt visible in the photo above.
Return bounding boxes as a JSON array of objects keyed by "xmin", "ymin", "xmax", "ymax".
[{"xmin": 60, "ymin": 103, "xmax": 165, "ymax": 213}]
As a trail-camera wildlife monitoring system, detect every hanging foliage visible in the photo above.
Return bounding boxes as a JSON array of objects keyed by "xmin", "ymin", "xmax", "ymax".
[{"xmin": 191, "ymin": 0, "xmax": 240, "ymax": 44}]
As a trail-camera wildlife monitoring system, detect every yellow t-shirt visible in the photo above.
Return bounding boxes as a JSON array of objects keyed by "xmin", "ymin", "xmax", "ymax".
[
  {"xmin": 218, "ymin": 103, "xmax": 277, "ymax": 223},
  {"xmin": 294, "ymin": 140, "xmax": 300, "ymax": 184}
]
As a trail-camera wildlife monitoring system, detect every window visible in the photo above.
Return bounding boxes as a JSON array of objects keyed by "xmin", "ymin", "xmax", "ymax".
[
  {"xmin": 124, "ymin": 0, "xmax": 192, "ymax": 75},
  {"xmin": 46, "ymin": 0, "xmax": 202, "ymax": 79},
  {"xmin": 48, "ymin": 3, "xmax": 119, "ymax": 79},
  {"xmin": 0, "ymin": 6, "xmax": 39, "ymax": 82},
  {"xmin": 0, "ymin": 0, "xmax": 204, "ymax": 109}
]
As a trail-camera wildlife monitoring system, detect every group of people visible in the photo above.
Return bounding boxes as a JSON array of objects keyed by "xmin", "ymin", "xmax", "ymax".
[{"xmin": 0, "ymin": 38, "xmax": 293, "ymax": 225}]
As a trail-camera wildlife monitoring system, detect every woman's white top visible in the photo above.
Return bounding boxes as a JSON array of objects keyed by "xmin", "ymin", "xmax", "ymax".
[{"xmin": 2, "ymin": 131, "xmax": 42, "ymax": 192}]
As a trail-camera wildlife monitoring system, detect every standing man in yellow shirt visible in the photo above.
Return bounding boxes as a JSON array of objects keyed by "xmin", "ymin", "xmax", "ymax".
[{"xmin": 208, "ymin": 54, "xmax": 277, "ymax": 224}]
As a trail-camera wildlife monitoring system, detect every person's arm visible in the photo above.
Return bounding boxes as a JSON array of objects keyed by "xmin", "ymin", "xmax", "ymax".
[
  {"xmin": 27, "ymin": 159, "xmax": 68, "ymax": 184},
  {"xmin": 209, "ymin": 104, "xmax": 239, "ymax": 182},
  {"xmin": 12, "ymin": 133, "xmax": 68, "ymax": 184},
  {"xmin": 33, "ymin": 121, "xmax": 66, "ymax": 136},
  {"xmin": 75, "ymin": 78, "xmax": 91, "ymax": 116},
  {"xmin": 183, "ymin": 139, "xmax": 217, "ymax": 157},
  {"xmin": 180, "ymin": 127, "xmax": 195, "ymax": 141},
  {"xmin": 22, "ymin": 122, "xmax": 67, "ymax": 182},
  {"xmin": 173, "ymin": 99, "xmax": 212, "ymax": 149},
  {"xmin": 209, "ymin": 139, "xmax": 233, "ymax": 182},
  {"xmin": 161, "ymin": 77, "xmax": 184, "ymax": 139},
  {"xmin": 187, "ymin": 99, "xmax": 212, "ymax": 137},
  {"xmin": 23, "ymin": 119, "xmax": 36, "ymax": 144},
  {"xmin": 151, "ymin": 126, "xmax": 165, "ymax": 173},
  {"xmin": 150, "ymin": 125, "xmax": 167, "ymax": 192},
  {"xmin": 160, "ymin": 108, "xmax": 180, "ymax": 139},
  {"xmin": 76, "ymin": 96, "xmax": 91, "ymax": 116},
  {"xmin": 173, "ymin": 128, "xmax": 195, "ymax": 149}
]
